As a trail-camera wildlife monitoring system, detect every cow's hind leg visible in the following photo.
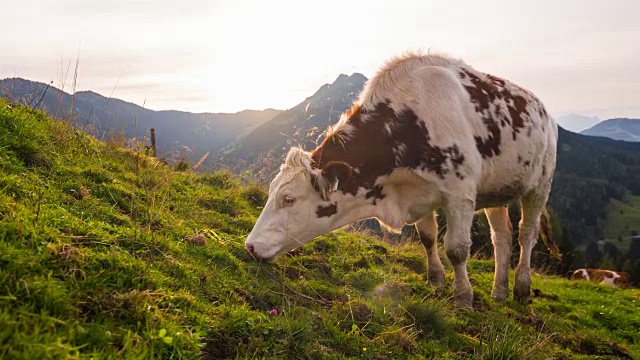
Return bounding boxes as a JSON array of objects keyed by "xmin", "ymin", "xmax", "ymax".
[
  {"xmin": 485, "ymin": 206, "xmax": 513, "ymax": 302},
  {"xmin": 443, "ymin": 198, "xmax": 475, "ymax": 309},
  {"xmin": 514, "ymin": 188, "xmax": 550, "ymax": 304},
  {"xmin": 416, "ymin": 211, "xmax": 445, "ymax": 288}
]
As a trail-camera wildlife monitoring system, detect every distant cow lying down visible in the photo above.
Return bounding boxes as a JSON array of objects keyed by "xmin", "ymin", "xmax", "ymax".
[
  {"xmin": 245, "ymin": 51, "xmax": 560, "ymax": 309},
  {"xmin": 570, "ymin": 268, "xmax": 631, "ymax": 287}
]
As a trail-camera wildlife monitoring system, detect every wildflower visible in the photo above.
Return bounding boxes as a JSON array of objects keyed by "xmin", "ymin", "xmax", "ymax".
[{"xmin": 269, "ymin": 308, "xmax": 278, "ymax": 316}]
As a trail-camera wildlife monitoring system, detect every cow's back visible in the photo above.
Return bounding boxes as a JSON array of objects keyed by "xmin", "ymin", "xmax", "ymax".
[{"xmin": 358, "ymin": 53, "xmax": 558, "ymax": 208}]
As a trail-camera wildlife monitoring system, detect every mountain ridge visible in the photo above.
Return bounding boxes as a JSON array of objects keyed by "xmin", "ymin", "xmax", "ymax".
[
  {"xmin": 555, "ymin": 113, "xmax": 600, "ymax": 132},
  {"xmin": 214, "ymin": 72, "xmax": 368, "ymax": 181},
  {"xmin": 0, "ymin": 77, "xmax": 283, "ymax": 163},
  {"xmin": 580, "ymin": 118, "xmax": 640, "ymax": 142},
  {"xmin": 1, "ymin": 78, "xmax": 281, "ymax": 115}
]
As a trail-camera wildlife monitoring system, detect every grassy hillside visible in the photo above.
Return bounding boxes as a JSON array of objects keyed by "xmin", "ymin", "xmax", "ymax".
[
  {"xmin": 550, "ymin": 127, "xmax": 640, "ymax": 246},
  {"xmin": 604, "ymin": 195, "xmax": 640, "ymax": 242},
  {"xmin": 1, "ymin": 99, "xmax": 639, "ymax": 359}
]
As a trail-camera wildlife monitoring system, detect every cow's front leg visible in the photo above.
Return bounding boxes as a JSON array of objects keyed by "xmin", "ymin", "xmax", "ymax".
[
  {"xmin": 415, "ymin": 211, "xmax": 445, "ymax": 288},
  {"xmin": 443, "ymin": 198, "xmax": 474, "ymax": 309}
]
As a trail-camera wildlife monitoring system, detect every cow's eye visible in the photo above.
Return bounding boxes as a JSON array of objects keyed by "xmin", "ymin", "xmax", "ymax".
[{"xmin": 282, "ymin": 196, "xmax": 296, "ymax": 208}]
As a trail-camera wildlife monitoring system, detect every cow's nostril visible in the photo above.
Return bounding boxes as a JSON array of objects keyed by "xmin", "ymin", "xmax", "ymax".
[{"xmin": 246, "ymin": 243, "xmax": 255, "ymax": 253}]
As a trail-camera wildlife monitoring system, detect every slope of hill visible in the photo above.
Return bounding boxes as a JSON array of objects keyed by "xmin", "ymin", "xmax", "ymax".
[
  {"xmin": 603, "ymin": 195, "xmax": 640, "ymax": 245},
  {"xmin": 0, "ymin": 77, "xmax": 282, "ymax": 165},
  {"xmin": 556, "ymin": 113, "xmax": 600, "ymax": 133},
  {"xmin": 215, "ymin": 73, "xmax": 367, "ymax": 182},
  {"xmin": 550, "ymin": 127, "xmax": 640, "ymax": 244},
  {"xmin": 580, "ymin": 118, "xmax": 640, "ymax": 142},
  {"xmin": 2, "ymin": 97, "xmax": 640, "ymax": 359}
]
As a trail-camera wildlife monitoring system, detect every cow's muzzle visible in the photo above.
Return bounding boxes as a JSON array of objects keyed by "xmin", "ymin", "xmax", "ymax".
[{"xmin": 245, "ymin": 242, "xmax": 274, "ymax": 262}]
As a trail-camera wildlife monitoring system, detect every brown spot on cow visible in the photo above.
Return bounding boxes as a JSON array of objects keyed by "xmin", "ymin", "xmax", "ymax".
[
  {"xmin": 461, "ymin": 69, "xmax": 503, "ymax": 158},
  {"xmin": 461, "ymin": 69, "xmax": 500, "ymax": 114},
  {"xmin": 505, "ymin": 93, "xmax": 529, "ymax": 140},
  {"xmin": 487, "ymin": 74, "xmax": 506, "ymax": 87},
  {"xmin": 345, "ymin": 103, "xmax": 361, "ymax": 118},
  {"xmin": 316, "ymin": 202, "xmax": 337, "ymax": 218},
  {"xmin": 448, "ymin": 146, "xmax": 465, "ymax": 170},
  {"xmin": 615, "ymin": 272, "xmax": 632, "ymax": 286},
  {"xmin": 538, "ymin": 105, "xmax": 548, "ymax": 119},
  {"xmin": 460, "ymin": 69, "xmax": 537, "ymax": 156},
  {"xmin": 311, "ymin": 101, "xmax": 466, "ymax": 201},
  {"xmin": 474, "ymin": 117, "xmax": 502, "ymax": 158},
  {"xmin": 366, "ymin": 185, "xmax": 385, "ymax": 204}
]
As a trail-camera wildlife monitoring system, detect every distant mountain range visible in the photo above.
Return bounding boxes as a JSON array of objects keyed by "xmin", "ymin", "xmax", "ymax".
[
  {"xmin": 580, "ymin": 118, "xmax": 640, "ymax": 142},
  {"xmin": 0, "ymin": 78, "xmax": 283, "ymax": 164},
  {"xmin": 555, "ymin": 114, "xmax": 640, "ymax": 142}
]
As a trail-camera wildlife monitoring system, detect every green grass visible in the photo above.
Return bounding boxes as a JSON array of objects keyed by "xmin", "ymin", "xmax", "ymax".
[
  {"xmin": 603, "ymin": 195, "xmax": 640, "ymax": 244},
  {"xmin": 1, "ymin": 99, "xmax": 639, "ymax": 359}
]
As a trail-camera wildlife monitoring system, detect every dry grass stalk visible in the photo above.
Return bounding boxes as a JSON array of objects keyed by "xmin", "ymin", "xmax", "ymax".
[{"xmin": 192, "ymin": 151, "xmax": 210, "ymax": 171}]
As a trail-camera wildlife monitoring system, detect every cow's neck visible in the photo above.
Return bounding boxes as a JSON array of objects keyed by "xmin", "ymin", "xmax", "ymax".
[
  {"xmin": 319, "ymin": 184, "xmax": 408, "ymax": 233},
  {"xmin": 310, "ymin": 106, "xmax": 443, "ymax": 230},
  {"xmin": 326, "ymin": 189, "xmax": 381, "ymax": 225},
  {"xmin": 311, "ymin": 108, "xmax": 394, "ymax": 197},
  {"xmin": 311, "ymin": 153, "xmax": 439, "ymax": 233}
]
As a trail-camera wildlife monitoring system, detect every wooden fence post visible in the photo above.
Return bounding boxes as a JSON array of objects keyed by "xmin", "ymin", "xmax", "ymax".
[{"xmin": 150, "ymin": 128, "xmax": 156, "ymax": 157}]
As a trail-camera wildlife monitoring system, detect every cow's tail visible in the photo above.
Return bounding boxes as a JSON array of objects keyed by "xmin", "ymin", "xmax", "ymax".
[{"xmin": 539, "ymin": 208, "xmax": 561, "ymax": 260}]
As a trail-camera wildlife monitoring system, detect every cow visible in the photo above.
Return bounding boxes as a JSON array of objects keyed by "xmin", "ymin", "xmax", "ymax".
[
  {"xmin": 570, "ymin": 268, "xmax": 631, "ymax": 287},
  {"xmin": 244, "ymin": 51, "xmax": 560, "ymax": 309}
]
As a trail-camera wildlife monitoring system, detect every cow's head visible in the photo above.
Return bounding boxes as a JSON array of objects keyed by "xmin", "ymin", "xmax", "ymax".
[{"xmin": 244, "ymin": 147, "xmax": 359, "ymax": 261}]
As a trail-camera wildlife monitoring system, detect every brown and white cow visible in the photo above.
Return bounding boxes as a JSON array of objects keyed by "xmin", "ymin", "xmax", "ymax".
[
  {"xmin": 244, "ymin": 51, "xmax": 559, "ymax": 309},
  {"xmin": 570, "ymin": 268, "xmax": 631, "ymax": 287}
]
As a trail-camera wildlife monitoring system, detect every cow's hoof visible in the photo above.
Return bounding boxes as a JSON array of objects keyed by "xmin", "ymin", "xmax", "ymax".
[
  {"xmin": 491, "ymin": 278, "xmax": 509, "ymax": 302},
  {"xmin": 513, "ymin": 286, "xmax": 531, "ymax": 305},
  {"xmin": 491, "ymin": 290, "xmax": 508, "ymax": 302},
  {"xmin": 454, "ymin": 290, "xmax": 474, "ymax": 310},
  {"xmin": 428, "ymin": 269, "xmax": 446, "ymax": 288},
  {"xmin": 514, "ymin": 269, "xmax": 532, "ymax": 304}
]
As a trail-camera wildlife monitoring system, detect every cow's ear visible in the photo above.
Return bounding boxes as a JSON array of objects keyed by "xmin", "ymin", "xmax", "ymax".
[{"xmin": 322, "ymin": 161, "xmax": 353, "ymax": 191}]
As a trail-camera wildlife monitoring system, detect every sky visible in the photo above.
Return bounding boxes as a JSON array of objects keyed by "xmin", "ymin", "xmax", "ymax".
[{"xmin": 1, "ymin": 0, "xmax": 639, "ymax": 119}]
